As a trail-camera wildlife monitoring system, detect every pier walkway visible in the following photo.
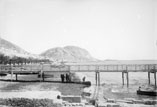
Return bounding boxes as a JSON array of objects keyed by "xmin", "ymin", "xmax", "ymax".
[{"xmin": 0, "ymin": 63, "xmax": 157, "ymax": 88}]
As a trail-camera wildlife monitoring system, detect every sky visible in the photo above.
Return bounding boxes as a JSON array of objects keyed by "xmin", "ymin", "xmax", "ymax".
[{"xmin": 0, "ymin": 0, "xmax": 157, "ymax": 60}]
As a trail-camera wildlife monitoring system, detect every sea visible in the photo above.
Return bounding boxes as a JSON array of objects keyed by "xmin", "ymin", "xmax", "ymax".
[
  {"xmin": 72, "ymin": 60, "xmax": 157, "ymax": 102},
  {"xmin": 81, "ymin": 72, "xmax": 156, "ymax": 100}
]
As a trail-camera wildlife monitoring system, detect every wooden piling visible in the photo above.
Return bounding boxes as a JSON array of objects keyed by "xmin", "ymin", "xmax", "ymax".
[
  {"xmin": 148, "ymin": 65, "xmax": 150, "ymax": 85},
  {"xmin": 127, "ymin": 72, "xmax": 129, "ymax": 87},
  {"xmin": 148, "ymin": 72, "xmax": 150, "ymax": 85},
  {"xmin": 126, "ymin": 66, "xmax": 129, "ymax": 87},
  {"xmin": 98, "ymin": 72, "xmax": 100, "ymax": 86},
  {"xmin": 10, "ymin": 64, "xmax": 13, "ymax": 82},
  {"xmin": 98, "ymin": 66, "xmax": 100, "ymax": 86},
  {"xmin": 98, "ymin": 72, "xmax": 99, "ymax": 86},
  {"xmin": 43, "ymin": 72, "xmax": 45, "ymax": 82},
  {"xmin": 154, "ymin": 71, "xmax": 156, "ymax": 89},
  {"xmin": 40, "ymin": 70, "xmax": 43, "ymax": 82},
  {"xmin": 95, "ymin": 71, "xmax": 97, "ymax": 85},
  {"xmin": 15, "ymin": 74, "xmax": 18, "ymax": 81},
  {"xmin": 122, "ymin": 72, "xmax": 124, "ymax": 85},
  {"xmin": 40, "ymin": 63, "xmax": 43, "ymax": 82}
]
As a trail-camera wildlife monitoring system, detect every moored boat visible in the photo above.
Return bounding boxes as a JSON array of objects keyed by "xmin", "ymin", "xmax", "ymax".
[{"xmin": 137, "ymin": 87, "xmax": 157, "ymax": 96}]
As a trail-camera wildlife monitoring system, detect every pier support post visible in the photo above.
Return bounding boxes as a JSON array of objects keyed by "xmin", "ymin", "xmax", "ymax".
[
  {"xmin": 154, "ymin": 71, "xmax": 156, "ymax": 89},
  {"xmin": 122, "ymin": 72, "xmax": 124, "ymax": 85},
  {"xmin": 95, "ymin": 71, "xmax": 98, "ymax": 85},
  {"xmin": 98, "ymin": 72, "xmax": 100, "ymax": 86},
  {"xmin": 43, "ymin": 72, "xmax": 45, "ymax": 82},
  {"xmin": 127, "ymin": 72, "xmax": 129, "ymax": 87},
  {"xmin": 15, "ymin": 74, "xmax": 18, "ymax": 81},
  {"xmin": 122, "ymin": 70, "xmax": 129, "ymax": 87},
  {"xmin": 40, "ymin": 63, "xmax": 44, "ymax": 82},
  {"xmin": 95, "ymin": 66, "xmax": 100, "ymax": 86},
  {"xmin": 10, "ymin": 63, "xmax": 13, "ymax": 82},
  {"xmin": 148, "ymin": 72, "xmax": 150, "ymax": 85},
  {"xmin": 40, "ymin": 70, "xmax": 43, "ymax": 82},
  {"xmin": 11, "ymin": 70, "xmax": 13, "ymax": 82}
]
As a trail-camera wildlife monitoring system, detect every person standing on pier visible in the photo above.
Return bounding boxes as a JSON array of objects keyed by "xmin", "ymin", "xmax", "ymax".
[
  {"xmin": 60, "ymin": 74, "xmax": 65, "ymax": 83},
  {"xmin": 69, "ymin": 73, "xmax": 71, "ymax": 83},
  {"xmin": 82, "ymin": 76, "xmax": 86, "ymax": 82},
  {"xmin": 66, "ymin": 73, "xmax": 69, "ymax": 82}
]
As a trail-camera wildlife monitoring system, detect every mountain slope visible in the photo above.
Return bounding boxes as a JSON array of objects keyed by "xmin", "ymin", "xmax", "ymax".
[
  {"xmin": 0, "ymin": 38, "xmax": 34, "ymax": 58},
  {"xmin": 40, "ymin": 46, "xmax": 96, "ymax": 62}
]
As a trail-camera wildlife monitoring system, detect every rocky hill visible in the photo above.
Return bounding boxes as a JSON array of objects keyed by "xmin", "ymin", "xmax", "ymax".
[
  {"xmin": 0, "ymin": 38, "xmax": 38, "ymax": 58},
  {"xmin": 0, "ymin": 38, "xmax": 97, "ymax": 62},
  {"xmin": 40, "ymin": 46, "xmax": 96, "ymax": 62}
]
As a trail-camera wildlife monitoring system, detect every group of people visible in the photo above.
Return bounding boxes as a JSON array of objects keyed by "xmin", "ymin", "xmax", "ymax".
[{"xmin": 60, "ymin": 73, "xmax": 71, "ymax": 83}]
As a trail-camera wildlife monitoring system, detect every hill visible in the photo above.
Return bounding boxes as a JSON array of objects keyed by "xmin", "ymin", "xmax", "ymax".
[
  {"xmin": 0, "ymin": 38, "xmax": 97, "ymax": 62},
  {"xmin": 0, "ymin": 38, "xmax": 38, "ymax": 58},
  {"xmin": 40, "ymin": 46, "xmax": 97, "ymax": 62}
]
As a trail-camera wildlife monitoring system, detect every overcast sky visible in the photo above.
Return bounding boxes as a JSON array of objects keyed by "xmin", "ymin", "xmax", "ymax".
[{"xmin": 0, "ymin": 0, "xmax": 157, "ymax": 60}]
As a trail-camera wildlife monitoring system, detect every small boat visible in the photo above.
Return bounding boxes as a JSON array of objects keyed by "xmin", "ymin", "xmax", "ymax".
[{"xmin": 137, "ymin": 87, "xmax": 157, "ymax": 96}]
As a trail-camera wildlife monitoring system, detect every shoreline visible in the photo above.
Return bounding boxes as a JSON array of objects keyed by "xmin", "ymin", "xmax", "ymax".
[{"xmin": 0, "ymin": 81, "xmax": 157, "ymax": 107}]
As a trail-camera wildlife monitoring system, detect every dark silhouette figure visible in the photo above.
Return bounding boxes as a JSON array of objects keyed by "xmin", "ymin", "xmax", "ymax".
[
  {"xmin": 138, "ymin": 86, "xmax": 141, "ymax": 91},
  {"xmin": 60, "ymin": 74, "xmax": 65, "ymax": 83},
  {"xmin": 66, "ymin": 74, "xmax": 69, "ymax": 82},
  {"xmin": 69, "ymin": 74, "xmax": 71, "ymax": 82},
  {"xmin": 82, "ymin": 76, "xmax": 86, "ymax": 82}
]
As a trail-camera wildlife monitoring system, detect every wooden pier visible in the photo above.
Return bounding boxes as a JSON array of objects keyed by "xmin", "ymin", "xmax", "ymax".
[
  {"xmin": 0, "ymin": 63, "xmax": 157, "ymax": 88},
  {"xmin": 69, "ymin": 64, "xmax": 157, "ymax": 88}
]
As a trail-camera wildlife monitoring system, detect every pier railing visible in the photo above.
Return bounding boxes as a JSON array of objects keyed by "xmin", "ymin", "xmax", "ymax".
[
  {"xmin": 0, "ymin": 64, "xmax": 157, "ymax": 73},
  {"xmin": 69, "ymin": 64, "xmax": 157, "ymax": 72}
]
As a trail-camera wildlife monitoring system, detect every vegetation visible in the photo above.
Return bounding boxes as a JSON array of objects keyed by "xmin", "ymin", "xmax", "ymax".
[
  {"xmin": 0, "ymin": 98, "xmax": 61, "ymax": 107},
  {"xmin": 0, "ymin": 53, "xmax": 50, "ymax": 65}
]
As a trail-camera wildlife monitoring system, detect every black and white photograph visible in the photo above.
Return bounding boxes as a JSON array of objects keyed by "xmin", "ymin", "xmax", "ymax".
[{"xmin": 0, "ymin": 0, "xmax": 157, "ymax": 107}]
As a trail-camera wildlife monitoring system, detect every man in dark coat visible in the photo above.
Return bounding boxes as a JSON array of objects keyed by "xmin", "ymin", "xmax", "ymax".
[
  {"xmin": 60, "ymin": 74, "xmax": 65, "ymax": 83},
  {"xmin": 66, "ymin": 73, "xmax": 69, "ymax": 82}
]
